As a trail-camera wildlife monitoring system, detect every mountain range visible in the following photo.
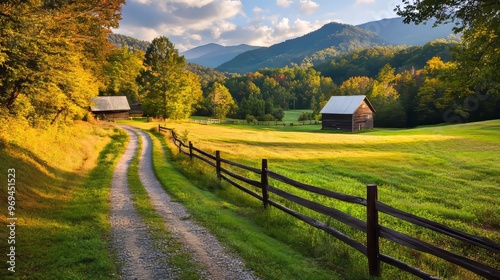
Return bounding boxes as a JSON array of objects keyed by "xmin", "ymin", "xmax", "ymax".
[
  {"xmin": 109, "ymin": 17, "xmax": 457, "ymax": 74},
  {"xmin": 181, "ymin": 43, "xmax": 261, "ymax": 68},
  {"xmin": 216, "ymin": 22, "xmax": 387, "ymax": 73}
]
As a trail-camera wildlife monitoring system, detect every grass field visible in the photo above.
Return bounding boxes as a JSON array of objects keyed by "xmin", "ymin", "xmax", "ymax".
[
  {"xmin": 0, "ymin": 118, "xmax": 123, "ymax": 279},
  {"xmin": 126, "ymin": 119, "xmax": 500, "ymax": 279}
]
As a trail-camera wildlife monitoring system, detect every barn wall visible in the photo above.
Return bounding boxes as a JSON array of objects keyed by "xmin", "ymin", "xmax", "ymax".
[
  {"xmin": 93, "ymin": 111, "xmax": 130, "ymax": 120},
  {"xmin": 352, "ymin": 100, "xmax": 374, "ymax": 132},
  {"xmin": 321, "ymin": 114, "xmax": 353, "ymax": 131}
]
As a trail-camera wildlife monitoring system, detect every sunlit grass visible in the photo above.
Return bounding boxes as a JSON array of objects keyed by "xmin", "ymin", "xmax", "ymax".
[
  {"xmin": 0, "ymin": 117, "xmax": 123, "ymax": 279},
  {"xmin": 123, "ymin": 119, "xmax": 499, "ymax": 279}
]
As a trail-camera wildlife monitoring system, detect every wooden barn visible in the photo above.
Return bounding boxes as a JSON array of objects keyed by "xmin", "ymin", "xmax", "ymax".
[
  {"xmin": 91, "ymin": 96, "xmax": 131, "ymax": 120},
  {"xmin": 129, "ymin": 103, "xmax": 143, "ymax": 117},
  {"xmin": 320, "ymin": 95, "xmax": 375, "ymax": 132}
]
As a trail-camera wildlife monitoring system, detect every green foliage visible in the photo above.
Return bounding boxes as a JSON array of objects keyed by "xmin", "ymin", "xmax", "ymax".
[
  {"xmin": 108, "ymin": 33, "xmax": 150, "ymax": 52},
  {"xmin": 298, "ymin": 112, "xmax": 315, "ymax": 121},
  {"xmin": 396, "ymin": 0, "xmax": 500, "ymax": 108},
  {"xmin": 101, "ymin": 47, "xmax": 144, "ymax": 103},
  {"xmin": 0, "ymin": 0, "xmax": 124, "ymax": 125},
  {"xmin": 315, "ymin": 41, "xmax": 457, "ymax": 85},
  {"xmin": 137, "ymin": 36, "xmax": 202, "ymax": 119},
  {"xmin": 207, "ymin": 82, "xmax": 237, "ymax": 119}
]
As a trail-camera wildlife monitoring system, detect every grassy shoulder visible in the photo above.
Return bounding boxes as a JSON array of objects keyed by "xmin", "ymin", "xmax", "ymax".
[
  {"xmin": 0, "ymin": 118, "xmax": 125, "ymax": 279},
  {"xmin": 145, "ymin": 129, "xmax": 342, "ymax": 280}
]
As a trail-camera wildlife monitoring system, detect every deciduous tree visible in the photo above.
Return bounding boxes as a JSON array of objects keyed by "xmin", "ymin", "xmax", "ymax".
[{"xmin": 137, "ymin": 36, "xmax": 201, "ymax": 119}]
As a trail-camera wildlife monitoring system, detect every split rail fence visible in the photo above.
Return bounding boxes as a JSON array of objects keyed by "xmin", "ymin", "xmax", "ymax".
[{"xmin": 159, "ymin": 125, "xmax": 500, "ymax": 279}]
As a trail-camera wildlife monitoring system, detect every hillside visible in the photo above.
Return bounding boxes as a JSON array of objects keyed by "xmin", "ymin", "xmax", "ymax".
[
  {"xmin": 182, "ymin": 43, "xmax": 261, "ymax": 68},
  {"xmin": 216, "ymin": 22, "xmax": 387, "ymax": 74},
  {"xmin": 108, "ymin": 33, "xmax": 150, "ymax": 52},
  {"xmin": 358, "ymin": 17, "xmax": 458, "ymax": 46},
  {"xmin": 0, "ymin": 119, "xmax": 124, "ymax": 278},
  {"xmin": 314, "ymin": 39, "xmax": 458, "ymax": 84}
]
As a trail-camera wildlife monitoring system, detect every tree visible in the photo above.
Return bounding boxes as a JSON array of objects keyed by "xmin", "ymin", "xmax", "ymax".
[
  {"xmin": 0, "ymin": 0, "xmax": 124, "ymax": 125},
  {"xmin": 101, "ymin": 47, "xmax": 144, "ymax": 103},
  {"xmin": 339, "ymin": 76, "xmax": 374, "ymax": 96},
  {"xmin": 137, "ymin": 36, "xmax": 201, "ymax": 119},
  {"xmin": 207, "ymin": 82, "xmax": 236, "ymax": 119},
  {"xmin": 395, "ymin": 0, "xmax": 500, "ymax": 94}
]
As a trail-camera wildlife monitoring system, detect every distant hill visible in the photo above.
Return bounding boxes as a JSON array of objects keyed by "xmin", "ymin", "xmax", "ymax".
[
  {"xmin": 107, "ymin": 33, "xmax": 227, "ymax": 88},
  {"xmin": 216, "ymin": 22, "xmax": 388, "ymax": 74},
  {"xmin": 182, "ymin": 43, "xmax": 261, "ymax": 68},
  {"xmin": 108, "ymin": 33, "xmax": 150, "ymax": 52},
  {"xmin": 357, "ymin": 17, "xmax": 458, "ymax": 46}
]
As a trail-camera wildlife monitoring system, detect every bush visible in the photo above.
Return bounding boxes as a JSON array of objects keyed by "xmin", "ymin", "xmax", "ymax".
[
  {"xmin": 245, "ymin": 114, "xmax": 257, "ymax": 124},
  {"xmin": 298, "ymin": 112, "xmax": 314, "ymax": 121},
  {"xmin": 262, "ymin": 114, "xmax": 275, "ymax": 121},
  {"xmin": 272, "ymin": 108, "xmax": 285, "ymax": 121}
]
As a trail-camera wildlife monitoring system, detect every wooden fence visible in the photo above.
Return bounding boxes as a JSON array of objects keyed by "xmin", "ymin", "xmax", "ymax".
[
  {"xmin": 158, "ymin": 125, "xmax": 500, "ymax": 279},
  {"xmin": 191, "ymin": 118, "xmax": 319, "ymax": 126}
]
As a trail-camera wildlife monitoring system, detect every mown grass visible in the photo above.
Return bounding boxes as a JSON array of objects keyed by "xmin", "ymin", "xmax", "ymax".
[
  {"xmin": 126, "ymin": 130, "xmax": 203, "ymax": 280},
  {"xmin": 124, "ymin": 119, "xmax": 500, "ymax": 279},
  {"xmin": 282, "ymin": 109, "xmax": 314, "ymax": 122},
  {"xmin": 0, "ymin": 117, "xmax": 124, "ymax": 279}
]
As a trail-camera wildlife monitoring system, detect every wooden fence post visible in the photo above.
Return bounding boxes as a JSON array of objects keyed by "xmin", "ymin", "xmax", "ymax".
[
  {"xmin": 261, "ymin": 159, "xmax": 269, "ymax": 208},
  {"xmin": 367, "ymin": 184, "xmax": 381, "ymax": 277},
  {"xmin": 158, "ymin": 124, "xmax": 160, "ymax": 132},
  {"xmin": 189, "ymin": 141, "xmax": 193, "ymax": 160},
  {"xmin": 216, "ymin": 150, "xmax": 221, "ymax": 180}
]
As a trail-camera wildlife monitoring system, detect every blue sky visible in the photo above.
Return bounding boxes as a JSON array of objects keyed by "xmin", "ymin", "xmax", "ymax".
[{"xmin": 115, "ymin": 0, "xmax": 400, "ymax": 51}]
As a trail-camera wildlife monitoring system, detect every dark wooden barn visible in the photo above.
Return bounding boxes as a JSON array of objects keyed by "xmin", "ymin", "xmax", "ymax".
[
  {"xmin": 320, "ymin": 95, "xmax": 375, "ymax": 132},
  {"xmin": 129, "ymin": 103, "xmax": 143, "ymax": 117},
  {"xmin": 91, "ymin": 96, "xmax": 131, "ymax": 120}
]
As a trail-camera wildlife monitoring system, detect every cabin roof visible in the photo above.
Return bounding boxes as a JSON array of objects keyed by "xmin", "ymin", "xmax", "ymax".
[
  {"xmin": 319, "ymin": 95, "xmax": 375, "ymax": 114},
  {"xmin": 91, "ymin": 96, "xmax": 130, "ymax": 112}
]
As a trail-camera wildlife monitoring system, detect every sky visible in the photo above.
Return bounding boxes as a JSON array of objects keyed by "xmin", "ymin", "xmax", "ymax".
[{"xmin": 114, "ymin": 0, "xmax": 401, "ymax": 51}]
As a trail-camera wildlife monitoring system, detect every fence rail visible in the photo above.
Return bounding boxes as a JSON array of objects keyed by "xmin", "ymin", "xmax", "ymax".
[
  {"xmin": 191, "ymin": 118, "xmax": 320, "ymax": 126},
  {"xmin": 158, "ymin": 125, "xmax": 500, "ymax": 279}
]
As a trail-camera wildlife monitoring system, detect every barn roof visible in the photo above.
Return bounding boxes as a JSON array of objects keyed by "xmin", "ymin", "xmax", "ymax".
[
  {"xmin": 319, "ymin": 95, "xmax": 375, "ymax": 114},
  {"xmin": 91, "ymin": 96, "xmax": 130, "ymax": 112}
]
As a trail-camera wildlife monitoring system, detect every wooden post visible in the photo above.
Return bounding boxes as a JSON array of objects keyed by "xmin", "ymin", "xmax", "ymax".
[
  {"xmin": 367, "ymin": 184, "xmax": 381, "ymax": 277},
  {"xmin": 158, "ymin": 124, "xmax": 160, "ymax": 132},
  {"xmin": 216, "ymin": 150, "xmax": 221, "ymax": 180},
  {"xmin": 261, "ymin": 159, "xmax": 269, "ymax": 208},
  {"xmin": 189, "ymin": 141, "xmax": 193, "ymax": 160}
]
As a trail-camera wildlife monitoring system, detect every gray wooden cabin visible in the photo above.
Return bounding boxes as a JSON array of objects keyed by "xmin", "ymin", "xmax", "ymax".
[
  {"xmin": 91, "ymin": 96, "xmax": 131, "ymax": 120},
  {"xmin": 320, "ymin": 95, "xmax": 375, "ymax": 132}
]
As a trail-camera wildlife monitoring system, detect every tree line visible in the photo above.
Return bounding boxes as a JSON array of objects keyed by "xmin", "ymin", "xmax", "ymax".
[{"xmin": 2, "ymin": 1, "xmax": 498, "ymax": 128}]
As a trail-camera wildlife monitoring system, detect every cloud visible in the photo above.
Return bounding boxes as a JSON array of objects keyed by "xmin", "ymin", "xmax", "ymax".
[
  {"xmin": 253, "ymin": 7, "xmax": 263, "ymax": 14},
  {"xmin": 116, "ymin": 0, "xmax": 329, "ymax": 51},
  {"xmin": 299, "ymin": 0, "xmax": 319, "ymax": 15},
  {"xmin": 218, "ymin": 17, "xmax": 328, "ymax": 47},
  {"xmin": 276, "ymin": 0, "xmax": 293, "ymax": 8},
  {"xmin": 116, "ymin": 0, "xmax": 243, "ymax": 44}
]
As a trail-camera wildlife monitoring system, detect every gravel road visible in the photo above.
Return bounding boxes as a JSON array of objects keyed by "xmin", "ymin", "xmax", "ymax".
[{"xmin": 109, "ymin": 126, "xmax": 259, "ymax": 280}]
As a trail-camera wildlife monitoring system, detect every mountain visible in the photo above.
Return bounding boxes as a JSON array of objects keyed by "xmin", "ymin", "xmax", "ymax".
[
  {"xmin": 216, "ymin": 22, "xmax": 388, "ymax": 74},
  {"xmin": 108, "ymin": 33, "xmax": 150, "ymax": 52},
  {"xmin": 357, "ymin": 17, "xmax": 458, "ymax": 46},
  {"xmin": 182, "ymin": 43, "xmax": 261, "ymax": 68}
]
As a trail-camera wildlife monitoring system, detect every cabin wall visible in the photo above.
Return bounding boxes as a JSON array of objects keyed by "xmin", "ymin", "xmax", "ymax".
[
  {"xmin": 321, "ymin": 114, "xmax": 353, "ymax": 132},
  {"xmin": 352, "ymin": 100, "xmax": 374, "ymax": 132},
  {"xmin": 93, "ymin": 111, "xmax": 130, "ymax": 120}
]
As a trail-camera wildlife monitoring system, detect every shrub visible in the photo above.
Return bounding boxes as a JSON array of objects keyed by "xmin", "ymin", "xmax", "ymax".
[
  {"xmin": 245, "ymin": 114, "xmax": 257, "ymax": 124},
  {"xmin": 298, "ymin": 112, "xmax": 314, "ymax": 121}
]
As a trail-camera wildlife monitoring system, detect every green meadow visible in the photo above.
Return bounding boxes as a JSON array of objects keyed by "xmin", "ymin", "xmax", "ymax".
[{"xmin": 127, "ymin": 119, "xmax": 500, "ymax": 279}]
